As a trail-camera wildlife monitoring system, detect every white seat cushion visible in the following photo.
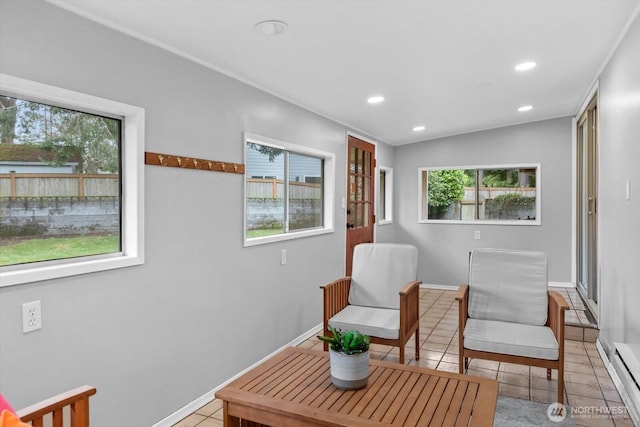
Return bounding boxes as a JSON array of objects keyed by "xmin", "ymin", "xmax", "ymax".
[
  {"xmin": 469, "ymin": 248, "xmax": 548, "ymax": 326},
  {"xmin": 329, "ymin": 305, "xmax": 399, "ymax": 340},
  {"xmin": 349, "ymin": 243, "xmax": 418, "ymax": 310},
  {"xmin": 464, "ymin": 318, "xmax": 559, "ymax": 360}
]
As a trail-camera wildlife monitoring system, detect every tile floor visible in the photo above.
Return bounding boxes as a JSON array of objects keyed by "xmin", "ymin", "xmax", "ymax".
[
  {"xmin": 554, "ymin": 286, "xmax": 600, "ymax": 343},
  {"xmin": 173, "ymin": 289, "xmax": 635, "ymax": 427}
]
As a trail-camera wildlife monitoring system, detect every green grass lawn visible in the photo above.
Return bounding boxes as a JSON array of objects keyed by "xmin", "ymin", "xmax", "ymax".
[
  {"xmin": 246, "ymin": 228, "xmax": 283, "ymax": 239},
  {"xmin": 0, "ymin": 235, "xmax": 120, "ymax": 266}
]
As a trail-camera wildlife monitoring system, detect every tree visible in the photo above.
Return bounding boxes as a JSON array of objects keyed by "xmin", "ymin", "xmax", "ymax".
[
  {"xmin": 13, "ymin": 99, "xmax": 119, "ymax": 173},
  {"xmin": 427, "ymin": 169, "xmax": 466, "ymax": 208},
  {"xmin": 482, "ymin": 169, "xmax": 519, "ymax": 187},
  {"xmin": 0, "ymin": 96, "xmax": 17, "ymax": 144},
  {"xmin": 247, "ymin": 142, "xmax": 283, "ymax": 162}
]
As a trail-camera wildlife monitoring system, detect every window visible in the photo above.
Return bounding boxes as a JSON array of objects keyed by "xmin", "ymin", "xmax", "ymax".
[
  {"xmin": 0, "ymin": 74, "xmax": 144, "ymax": 286},
  {"xmin": 419, "ymin": 164, "xmax": 540, "ymax": 224},
  {"xmin": 244, "ymin": 132, "xmax": 334, "ymax": 246},
  {"xmin": 378, "ymin": 166, "xmax": 393, "ymax": 224}
]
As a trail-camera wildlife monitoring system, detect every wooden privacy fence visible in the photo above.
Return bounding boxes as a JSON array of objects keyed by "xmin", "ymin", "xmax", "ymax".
[
  {"xmin": 246, "ymin": 178, "xmax": 321, "ymax": 199},
  {"xmin": 0, "ymin": 172, "xmax": 119, "ymax": 198},
  {"xmin": 464, "ymin": 186, "xmax": 537, "ymax": 200}
]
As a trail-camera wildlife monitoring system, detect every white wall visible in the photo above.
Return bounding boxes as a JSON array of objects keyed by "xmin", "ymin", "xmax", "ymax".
[
  {"xmin": 597, "ymin": 11, "xmax": 640, "ymax": 362},
  {"xmin": 390, "ymin": 117, "xmax": 574, "ymax": 286},
  {"xmin": 0, "ymin": 1, "xmax": 390, "ymax": 426}
]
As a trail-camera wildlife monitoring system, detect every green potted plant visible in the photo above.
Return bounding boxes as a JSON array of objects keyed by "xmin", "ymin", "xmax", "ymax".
[{"xmin": 318, "ymin": 326, "xmax": 370, "ymax": 390}]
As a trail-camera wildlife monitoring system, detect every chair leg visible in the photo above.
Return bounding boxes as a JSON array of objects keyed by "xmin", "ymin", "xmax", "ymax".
[
  {"xmin": 399, "ymin": 346, "xmax": 405, "ymax": 364},
  {"xmin": 547, "ymin": 368, "xmax": 552, "ymax": 380},
  {"xmin": 558, "ymin": 366, "xmax": 564, "ymax": 405},
  {"xmin": 323, "ymin": 342, "xmax": 328, "ymax": 352},
  {"xmin": 459, "ymin": 353, "xmax": 464, "ymax": 374},
  {"xmin": 414, "ymin": 329, "xmax": 420, "ymax": 361}
]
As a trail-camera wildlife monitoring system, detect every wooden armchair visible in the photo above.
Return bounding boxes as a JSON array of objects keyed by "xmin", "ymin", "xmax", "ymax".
[
  {"xmin": 321, "ymin": 243, "xmax": 422, "ymax": 364},
  {"xmin": 456, "ymin": 249, "xmax": 568, "ymax": 404},
  {"xmin": 17, "ymin": 385, "xmax": 96, "ymax": 427}
]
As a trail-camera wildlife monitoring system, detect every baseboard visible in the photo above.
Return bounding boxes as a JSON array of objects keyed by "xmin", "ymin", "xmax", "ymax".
[
  {"xmin": 420, "ymin": 283, "xmax": 458, "ymax": 291},
  {"xmin": 151, "ymin": 323, "xmax": 323, "ymax": 427},
  {"xmin": 596, "ymin": 340, "xmax": 640, "ymax": 426},
  {"xmin": 420, "ymin": 282, "xmax": 575, "ymax": 290}
]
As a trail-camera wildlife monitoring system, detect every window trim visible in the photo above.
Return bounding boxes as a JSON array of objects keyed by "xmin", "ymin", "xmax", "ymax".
[
  {"xmin": 0, "ymin": 74, "xmax": 145, "ymax": 287},
  {"xmin": 243, "ymin": 132, "xmax": 334, "ymax": 247},
  {"xmin": 377, "ymin": 165, "xmax": 393, "ymax": 225},
  {"xmin": 418, "ymin": 163, "xmax": 541, "ymax": 225}
]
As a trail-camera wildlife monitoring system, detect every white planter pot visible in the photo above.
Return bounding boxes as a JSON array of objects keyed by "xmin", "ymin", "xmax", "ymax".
[{"xmin": 329, "ymin": 349, "xmax": 370, "ymax": 390}]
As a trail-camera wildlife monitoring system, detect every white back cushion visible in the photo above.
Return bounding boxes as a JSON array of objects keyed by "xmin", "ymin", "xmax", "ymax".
[
  {"xmin": 349, "ymin": 243, "xmax": 418, "ymax": 310},
  {"xmin": 468, "ymin": 248, "xmax": 548, "ymax": 326}
]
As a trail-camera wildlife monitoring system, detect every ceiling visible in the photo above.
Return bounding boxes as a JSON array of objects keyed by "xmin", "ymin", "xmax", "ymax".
[{"xmin": 47, "ymin": 0, "xmax": 640, "ymax": 146}]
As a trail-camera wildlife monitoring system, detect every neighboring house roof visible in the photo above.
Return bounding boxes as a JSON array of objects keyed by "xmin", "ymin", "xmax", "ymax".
[{"xmin": 0, "ymin": 144, "xmax": 81, "ymax": 163}]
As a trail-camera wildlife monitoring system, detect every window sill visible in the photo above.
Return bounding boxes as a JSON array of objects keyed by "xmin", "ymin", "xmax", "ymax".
[
  {"xmin": 377, "ymin": 220, "xmax": 393, "ymax": 226},
  {"xmin": 0, "ymin": 253, "xmax": 144, "ymax": 287},
  {"xmin": 244, "ymin": 227, "xmax": 334, "ymax": 247},
  {"xmin": 418, "ymin": 219, "xmax": 541, "ymax": 226}
]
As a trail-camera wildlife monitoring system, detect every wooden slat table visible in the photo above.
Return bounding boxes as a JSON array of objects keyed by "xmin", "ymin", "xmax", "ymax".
[{"xmin": 215, "ymin": 347, "xmax": 498, "ymax": 427}]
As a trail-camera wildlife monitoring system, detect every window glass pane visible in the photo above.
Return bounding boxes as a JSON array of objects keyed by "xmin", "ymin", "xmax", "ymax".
[
  {"xmin": 480, "ymin": 168, "xmax": 537, "ymax": 221},
  {"xmin": 348, "ymin": 202, "xmax": 355, "ymax": 228},
  {"xmin": 349, "ymin": 146, "xmax": 356, "ymax": 173},
  {"xmin": 364, "ymin": 151, "xmax": 370, "ymax": 176},
  {"xmin": 364, "ymin": 176, "xmax": 370, "ymax": 202},
  {"xmin": 364, "ymin": 203, "xmax": 370, "ymax": 227},
  {"xmin": 245, "ymin": 142, "xmax": 284, "ymax": 238},
  {"xmin": 288, "ymin": 152, "xmax": 322, "ymax": 231},
  {"xmin": 425, "ymin": 169, "xmax": 470, "ymax": 220},
  {"xmin": 0, "ymin": 95, "xmax": 121, "ymax": 267},
  {"xmin": 379, "ymin": 170, "xmax": 386, "ymax": 220}
]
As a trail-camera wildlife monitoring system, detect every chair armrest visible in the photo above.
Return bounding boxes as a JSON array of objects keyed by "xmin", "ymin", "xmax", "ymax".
[
  {"xmin": 456, "ymin": 285, "xmax": 469, "ymax": 333},
  {"xmin": 320, "ymin": 277, "xmax": 351, "ymax": 334},
  {"xmin": 18, "ymin": 385, "xmax": 96, "ymax": 426},
  {"xmin": 399, "ymin": 281, "xmax": 421, "ymax": 335},
  {"xmin": 547, "ymin": 291, "xmax": 569, "ymax": 342}
]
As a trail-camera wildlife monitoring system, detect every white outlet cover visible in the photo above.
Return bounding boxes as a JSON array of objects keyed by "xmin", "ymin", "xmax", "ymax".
[{"xmin": 22, "ymin": 300, "xmax": 42, "ymax": 333}]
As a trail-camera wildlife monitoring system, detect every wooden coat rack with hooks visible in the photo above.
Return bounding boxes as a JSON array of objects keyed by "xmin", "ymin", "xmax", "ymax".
[{"xmin": 145, "ymin": 151, "xmax": 245, "ymax": 174}]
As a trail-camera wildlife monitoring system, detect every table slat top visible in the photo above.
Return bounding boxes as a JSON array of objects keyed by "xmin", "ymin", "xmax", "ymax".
[{"xmin": 216, "ymin": 347, "xmax": 497, "ymax": 427}]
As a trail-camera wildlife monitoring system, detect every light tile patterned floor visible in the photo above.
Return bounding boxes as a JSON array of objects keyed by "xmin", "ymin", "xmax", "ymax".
[{"xmin": 173, "ymin": 289, "xmax": 635, "ymax": 427}]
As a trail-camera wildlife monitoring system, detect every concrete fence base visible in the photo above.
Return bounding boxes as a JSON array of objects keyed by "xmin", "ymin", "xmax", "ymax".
[{"xmin": 0, "ymin": 196, "xmax": 119, "ymax": 237}]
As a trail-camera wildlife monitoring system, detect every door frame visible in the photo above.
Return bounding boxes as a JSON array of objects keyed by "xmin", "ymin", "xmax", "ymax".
[
  {"xmin": 572, "ymin": 82, "xmax": 600, "ymax": 321},
  {"xmin": 345, "ymin": 131, "xmax": 379, "ymax": 274}
]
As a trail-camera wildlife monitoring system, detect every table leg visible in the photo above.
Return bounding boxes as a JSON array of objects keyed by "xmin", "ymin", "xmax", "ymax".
[{"xmin": 222, "ymin": 401, "xmax": 240, "ymax": 427}]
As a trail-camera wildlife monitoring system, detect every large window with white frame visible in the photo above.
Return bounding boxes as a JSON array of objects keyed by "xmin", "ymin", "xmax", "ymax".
[
  {"xmin": 244, "ymin": 132, "xmax": 334, "ymax": 246},
  {"xmin": 0, "ymin": 74, "xmax": 144, "ymax": 287},
  {"xmin": 419, "ymin": 164, "xmax": 540, "ymax": 224}
]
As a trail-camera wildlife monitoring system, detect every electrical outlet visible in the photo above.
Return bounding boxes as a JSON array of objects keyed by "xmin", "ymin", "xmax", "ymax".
[
  {"xmin": 474, "ymin": 230, "xmax": 481, "ymax": 240},
  {"xmin": 281, "ymin": 249, "xmax": 287, "ymax": 265},
  {"xmin": 22, "ymin": 300, "xmax": 42, "ymax": 333}
]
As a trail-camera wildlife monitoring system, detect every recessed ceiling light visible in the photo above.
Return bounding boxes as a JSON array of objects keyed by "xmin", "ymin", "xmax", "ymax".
[
  {"xmin": 367, "ymin": 96, "xmax": 385, "ymax": 104},
  {"xmin": 413, "ymin": 125, "xmax": 426, "ymax": 132},
  {"xmin": 518, "ymin": 105, "xmax": 533, "ymax": 112},
  {"xmin": 515, "ymin": 61, "xmax": 537, "ymax": 71},
  {"xmin": 254, "ymin": 20, "xmax": 288, "ymax": 36}
]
